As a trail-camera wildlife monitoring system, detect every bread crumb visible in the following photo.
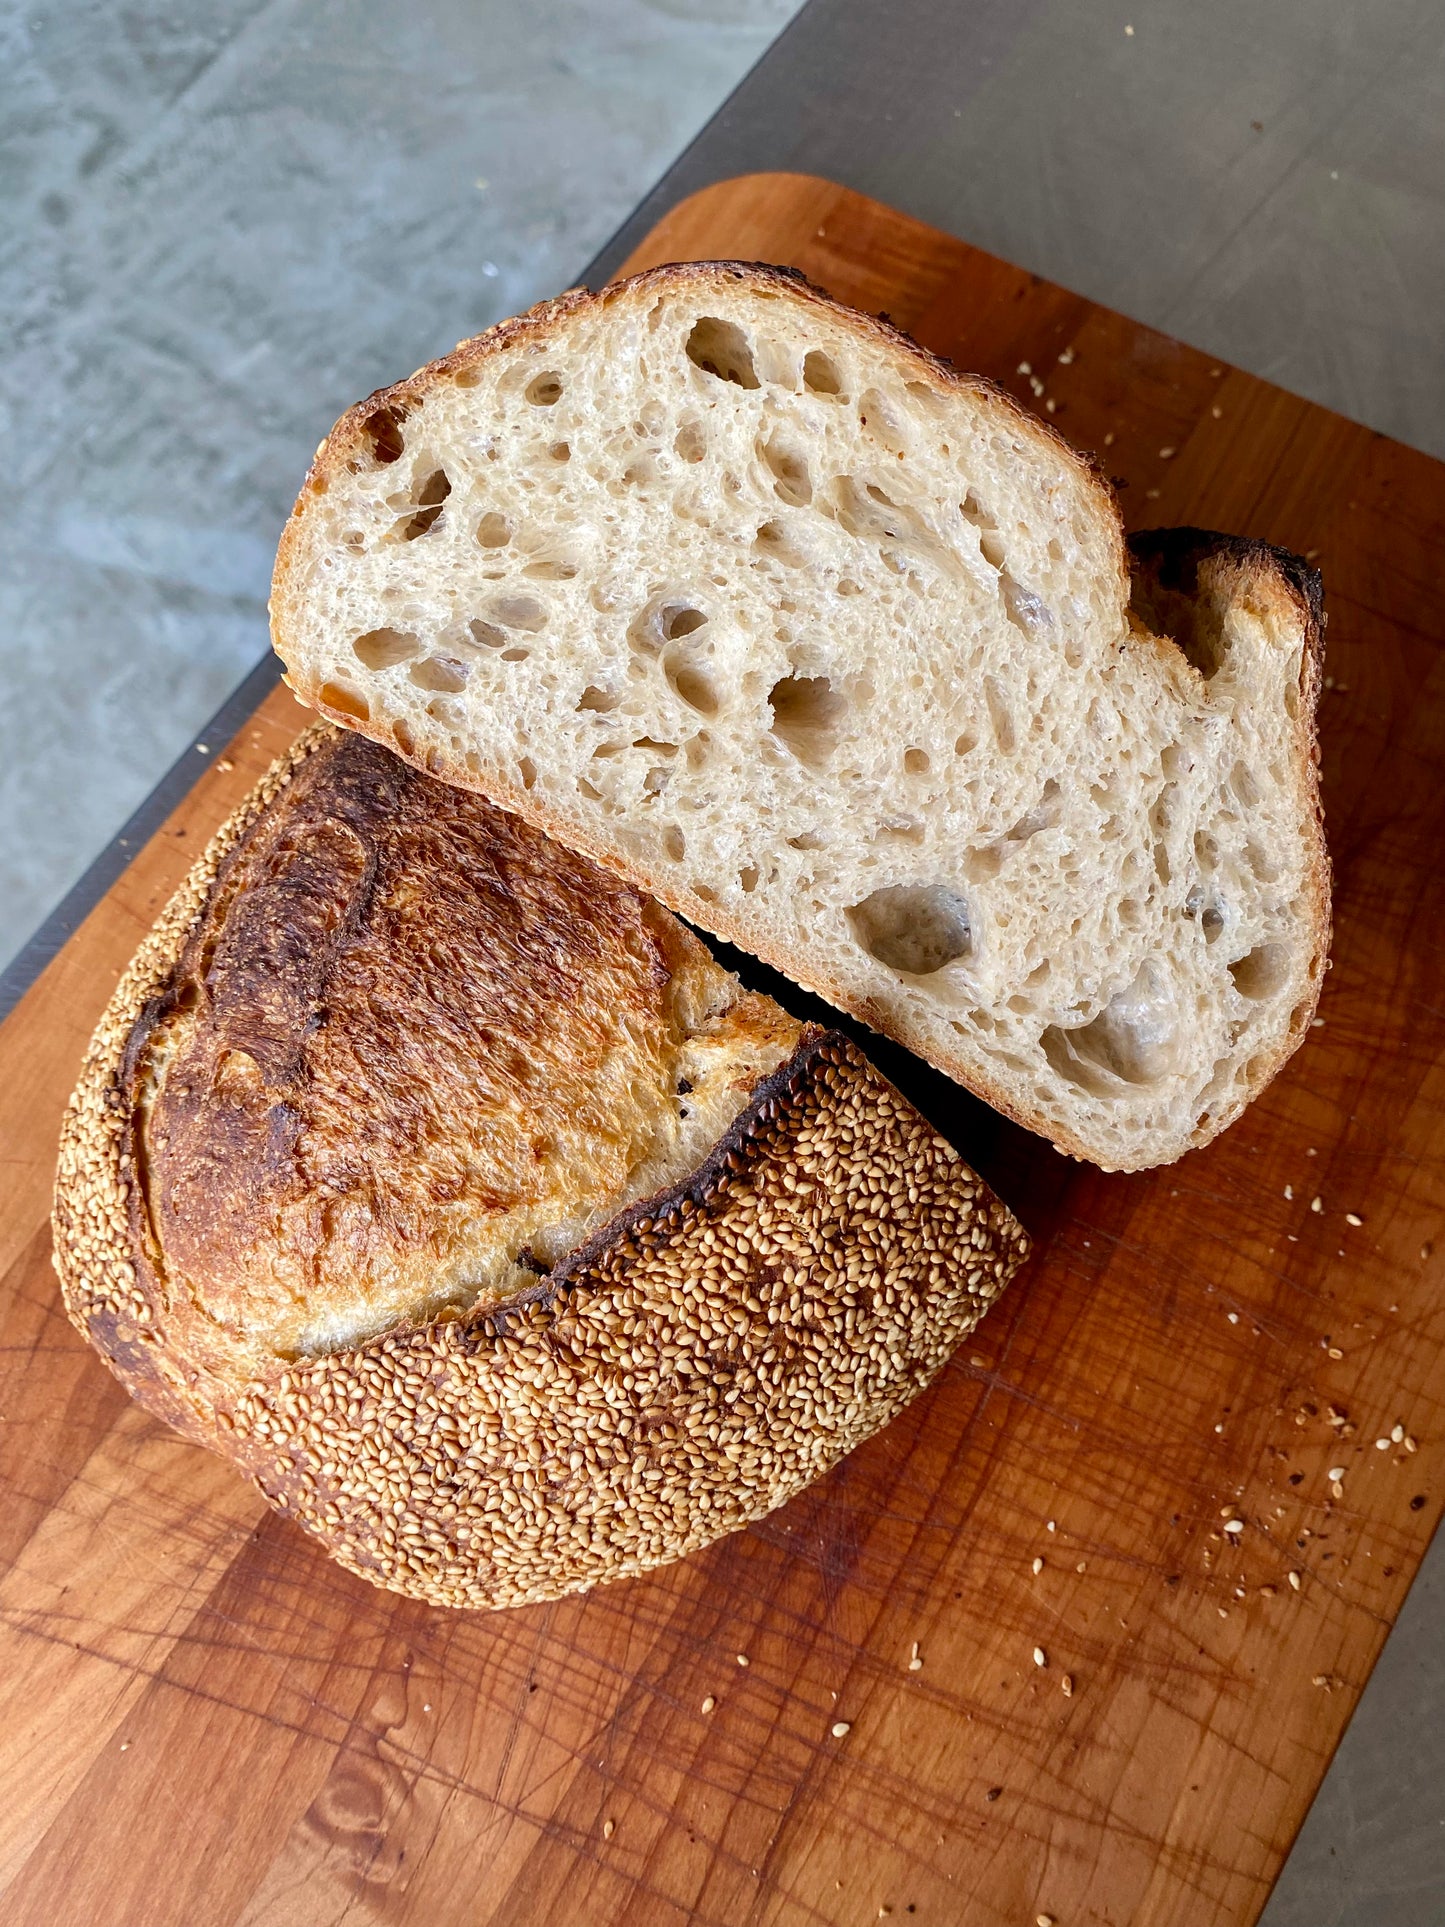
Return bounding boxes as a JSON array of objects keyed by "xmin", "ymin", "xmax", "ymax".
[{"xmin": 832, "ymin": 1720, "xmax": 851, "ymax": 1738}]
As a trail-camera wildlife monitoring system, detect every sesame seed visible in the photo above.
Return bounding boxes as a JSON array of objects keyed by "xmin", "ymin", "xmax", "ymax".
[
  {"xmin": 1061, "ymin": 1674, "xmax": 1074, "ymax": 1697},
  {"xmin": 1046, "ymin": 1519, "xmax": 1056, "ymax": 1533},
  {"xmin": 1345, "ymin": 1213, "xmax": 1363, "ymax": 1227},
  {"xmin": 1039, "ymin": 1914, "xmax": 1057, "ymax": 1926},
  {"xmin": 1288, "ymin": 1570, "xmax": 1302, "ymax": 1591},
  {"xmin": 1311, "ymin": 1196, "xmax": 1323, "ymax": 1213},
  {"xmin": 1017, "ymin": 361, "xmax": 1032, "ymax": 375},
  {"xmin": 832, "ymin": 1721, "xmax": 851, "ymax": 1738},
  {"xmin": 1327, "ymin": 1347, "xmax": 1344, "ymax": 1359},
  {"xmin": 1032, "ymin": 1556, "xmax": 1044, "ymax": 1575},
  {"xmin": 1103, "ymin": 430, "xmax": 1115, "ymax": 445},
  {"xmin": 1033, "ymin": 1646, "xmax": 1048, "ymax": 1668},
  {"xmin": 1159, "ymin": 446, "xmax": 1175, "ymax": 459},
  {"xmin": 700, "ymin": 1695, "xmax": 716, "ymax": 1715},
  {"xmin": 603, "ymin": 1818, "xmax": 615, "ymax": 1839},
  {"xmin": 1391, "ymin": 1424, "xmax": 1405, "ymax": 1443},
  {"xmin": 1328, "ymin": 1467, "xmax": 1346, "ymax": 1482},
  {"xmin": 736, "ymin": 1653, "xmax": 749, "ymax": 1667},
  {"xmin": 1223, "ymin": 1519, "xmax": 1244, "ymax": 1535}
]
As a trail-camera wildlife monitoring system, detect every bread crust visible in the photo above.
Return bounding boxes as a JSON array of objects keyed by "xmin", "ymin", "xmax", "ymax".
[
  {"xmin": 53, "ymin": 733, "xmax": 1029, "ymax": 1609},
  {"xmin": 270, "ymin": 262, "xmax": 1330, "ymax": 1170}
]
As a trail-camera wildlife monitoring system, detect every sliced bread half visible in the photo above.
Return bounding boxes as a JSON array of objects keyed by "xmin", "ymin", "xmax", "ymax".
[{"xmin": 271, "ymin": 262, "xmax": 1329, "ymax": 1171}]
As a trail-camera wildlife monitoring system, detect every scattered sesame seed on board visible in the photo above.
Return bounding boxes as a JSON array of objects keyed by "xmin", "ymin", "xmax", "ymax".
[
  {"xmin": 1045, "ymin": 398, "xmax": 1057, "ymax": 413},
  {"xmin": 1345, "ymin": 1213, "xmax": 1363, "ymax": 1227},
  {"xmin": 1392, "ymin": 1423, "xmax": 1405, "ymax": 1443},
  {"xmin": 831, "ymin": 1721, "xmax": 851, "ymax": 1739},
  {"xmin": 1224, "ymin": 1519, "xmax": 1244, "ymax": 1536},
  {"xmin": 1033, "ymin": 1647, "xmax": 1048, "ymax": 1668},
  {"xmin": 1211, "ymin": 405, "xmax": 1223, "ymax": 419},
  {"xmin": 701, "ymin": 1696, "xmax": 716, "ymax": 1715},
  {"xmin": 1311, "ymin": 1196, "xmax": 1324, "ymax": 1213},
  {"xmin": 1376, "ymin": 1437, "xmax": 1391, "ymax": 1450},
  {"xmin": 1017, "ymin": 361, "xmax": 1032, "ymax": 374},
  {"xmin": 1039, "ymin": 1913, "xmax": 1057, "ymax": 1926},
  {"xmin": 603, "ymin": 1818, "xmax": 616, "ymax": 1840},
  {"xmin": 1057, "ymin": 347, "xmax": 1075, "ymax": 364},
  {"xmin": 1103, "ymin": 430, "xmax": 1115, "ymax": 445},
  {"xmin": 1328, "ymin": 1467, "xmax": 1346, "ymax": 1482},
  {"xmin": 908, "ymin": 1641, "xmax": 923, "ymax": 1671},
  {"xmin": 736, "ymin": 1653, "xmax": 749, "ymax": 1667},
  {"xmin": 1284, "ymin": 1184, "xmax": 1293, "ymax": 1200},
  {"xmin": 1046, "ymin": 1519, "xmax": 1057, "ymax": 1533},
  {"xmin": 1328, "ymin": 1346, "xmax": 1344, "ymax": 1359},
  {"xmin": 1032, "ymin": 1556, "xmax": 1044, "ymax": 1575},
  {"xmin": 1159, "ymin": 446, "xmax": 1175, "ymax": 459},
  {"xmin": 1076, "ymin": 1561, "xmax": 1087, "ymax": 1573},
  {"xmin": 1061, "ymin": 1674, "xmax": 1074, "ymax": 1697},
  {"xmin": 1288, "ymin": 1570, "xmax": 1302, "ymax": 1591}
]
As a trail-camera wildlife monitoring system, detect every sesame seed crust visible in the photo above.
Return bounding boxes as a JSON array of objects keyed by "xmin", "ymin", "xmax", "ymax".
[{"xmin": 53, "ymin": 733, "xmax": 1029, "ymax": 1611}]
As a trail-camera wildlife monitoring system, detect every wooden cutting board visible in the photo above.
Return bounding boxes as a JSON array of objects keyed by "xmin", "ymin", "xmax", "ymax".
[{"xmin": 1, "ymin": 172, "xmax": 1441, "ymax": 1927}]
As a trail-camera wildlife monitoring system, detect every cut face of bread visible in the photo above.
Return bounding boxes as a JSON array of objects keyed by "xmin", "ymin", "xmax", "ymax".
[
  {"xmin": 53, "ymin": 729, "xmax": 1028, "ymax": 1609},
  {"xmin": 271, "ymin": 262, "xmax": 1330, "ymax": 1171}
]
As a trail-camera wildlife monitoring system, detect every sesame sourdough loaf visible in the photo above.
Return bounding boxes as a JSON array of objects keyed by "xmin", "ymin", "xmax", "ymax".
[
  {"xmin": 53, "ymin": 728, "xmax": 1028, "ymax": 1610},
  {"xmin": 271, "ymin": 262, "xmax": 1330, "ymax": 1172}
]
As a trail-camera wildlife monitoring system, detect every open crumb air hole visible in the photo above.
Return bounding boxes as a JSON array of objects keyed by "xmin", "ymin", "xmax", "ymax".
[
  {"xmin": 768, "ymin": 674, "xmax": 846, "ymax": 766},
  {"xmin": 319, "ymin": 681, "xmax": 370, "ymax": 721},
  {"xmin": 353, "ymin": 628, "xmax": 420, "ymax": 670},
  {"xmin": 476, "ymin": 512, "xmax": 511, "ymax": 548},
  {"xmin": 525, "ymin": 372, "xmax": 564, "ymax": 406},
  {"xmin": 803, "ymin": 350, "xmax": 843, "ymax": 396},
  {"xmin": 362, "ymin": 404, "xmax": 407, "ymax": 464},
  {"xmin": 1230, "ymin": 942, "xmax": 1287, "ymax": 999},
  {"xmin": 685, "ymin": 317, "xmax": 759, "ymax": 388},
  {"xmin": 402, "ymin": 469, "xmax": 450, "ymax": 538},
  {"xmin": 409, "ymin": 656, "xmax": 470, "ymax": 693},
  {"xmin": 849, "ymin": 885, "xmax": 973, "ymax": 976}
]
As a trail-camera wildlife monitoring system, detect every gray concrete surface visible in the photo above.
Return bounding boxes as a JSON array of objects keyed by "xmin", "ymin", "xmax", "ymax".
[{"xmin": 2, "ymin": 2, "xmax": 1441, "ymax": 1920}]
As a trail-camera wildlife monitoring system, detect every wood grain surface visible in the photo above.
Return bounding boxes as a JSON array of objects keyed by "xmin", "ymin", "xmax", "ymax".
[{"xmin": 1, "ymin": 173, "xmax": 1441, "ymax": 1927}]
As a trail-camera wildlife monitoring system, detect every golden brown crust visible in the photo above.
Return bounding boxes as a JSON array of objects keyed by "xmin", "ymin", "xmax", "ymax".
[
  {"xmin": 119, "ymin": 729, "xmax": 798, "ymax": 1398},
  {"xmin": 53, "ymin": 735, "xmax": 1030, "ymax": 1608}
]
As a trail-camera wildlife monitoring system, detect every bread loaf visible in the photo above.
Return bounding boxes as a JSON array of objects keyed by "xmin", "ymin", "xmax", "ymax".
[
  {"xmin": 53, "ymin": 728, "xmax": 1028, "ymax": 1609},
  {"xmin": 271, "ymin": 262, "xmax": 1330, "ymax": 1171}
]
